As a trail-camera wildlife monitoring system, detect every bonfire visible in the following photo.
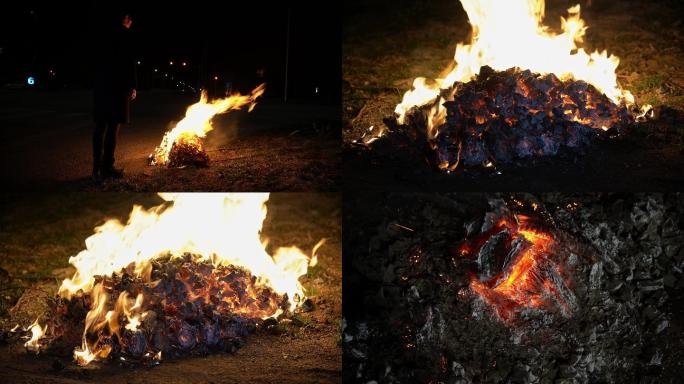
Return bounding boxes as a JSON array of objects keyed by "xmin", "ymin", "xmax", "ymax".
[
  {"xmin": 368, "ymin": 0, "xmax": 653, "ymax": 171},
  {"xmin": 149, "ymin": 84, "xmax": 266, "ymax": 168},
  {"xmin": 17, "ymin": 193, "xmax": 323, "ymax": 366}
]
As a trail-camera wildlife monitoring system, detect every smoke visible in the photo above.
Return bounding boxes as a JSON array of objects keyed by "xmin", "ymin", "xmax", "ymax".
[{"xmin": 203, "ymin": 113, "xmax": 241, "ymax": 151}]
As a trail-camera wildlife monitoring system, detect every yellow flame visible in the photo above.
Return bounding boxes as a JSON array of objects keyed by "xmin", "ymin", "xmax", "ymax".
[
  {"xmin": 309, "ymin": 238, "xmax": 327, "ymax": 267},
  {"xmin": 61, "ymin": 193, "xmax": 317, "ymax": 365},
  {"xmin": 151, "ymin": 84, "xmax": 266, "ymax": 165},
  {"xmin": 24, "ymin": 318, "xmax": 45, "ymax": 352},
  {"xmin": 395, "ymin": 0, "xmax": 637, "ymax": 131}
]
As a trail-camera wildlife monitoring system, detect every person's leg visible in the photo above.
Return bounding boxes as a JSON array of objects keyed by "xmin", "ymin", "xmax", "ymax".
[
  {"xmin": 92, "ymin": 121, "xmax": 106, "ymax": 179},
  {"xmin": 102, "ymin": 120, "xmax": 123, "ymax": 177}
]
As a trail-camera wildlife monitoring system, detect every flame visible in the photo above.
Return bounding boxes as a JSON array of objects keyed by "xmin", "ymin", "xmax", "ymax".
[
  {"xmin": 24, "ymin": 318, "xmax": 46, "ymax": 352},
  {"xmin": 395, "ymin": 0, "xmax": 640, "ymax": 132},
  {"xmin": 59, "ymin": 193, "xmax": 315, "ymax": 365},
  {"xmin": 150, "ymin": 84, "xmax": 265, "ymax": 165},
  {"xmin": 309, "ymin": 238, "xmax": 327, "ymax": 267}
]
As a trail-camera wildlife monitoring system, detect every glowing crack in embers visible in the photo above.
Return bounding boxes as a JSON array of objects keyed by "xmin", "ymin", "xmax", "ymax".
[{"xmin": 461, "ymin": 214, "xmax": 577, "ymax": 321}]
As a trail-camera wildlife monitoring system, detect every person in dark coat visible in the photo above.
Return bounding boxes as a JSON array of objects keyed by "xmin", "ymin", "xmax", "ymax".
[{"xmin": 92, "ymin": 12, "xmax": 137, "ymax": 181}]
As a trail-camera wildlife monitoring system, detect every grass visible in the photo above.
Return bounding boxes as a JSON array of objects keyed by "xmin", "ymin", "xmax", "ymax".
[
  {"xmin": 0, "ymin": 194, "xmax": 162, "ymax": 316},
  {"xmin": 634, "ymin": 74, "xmax": 667, "ymax": 94}
]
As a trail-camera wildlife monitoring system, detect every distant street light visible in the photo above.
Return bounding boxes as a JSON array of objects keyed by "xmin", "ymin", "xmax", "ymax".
[
  {"xmin": 154, "ymin": 68, "xmax": 158, "ymax": 72},
  {"xmin": 213, "ymin": 76, "xmax": 218, "ymax": 81},
  {"xmin": 169, "ymin": 61, "xmax": 174, "ymax": 66},
  {"xmin": 182, "ymin": 62, "xmax": 187, "ymax": 67},
  {"xmin": 137, "ymin": 61, "xmax": 141, "ymax": 65}
]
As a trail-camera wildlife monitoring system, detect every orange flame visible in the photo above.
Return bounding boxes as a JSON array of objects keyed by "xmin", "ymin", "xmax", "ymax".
[
  {"xmin": 395, "ymin": 0, "xmax": 647, "ymax": 135},
  {"xmin": 150, "ymin": 84, "xmax": 265, "ymax": 165},
  {"xmin": 58, "ymin": 193, "xmax": 318, "ymax": 365},
  {"xmin": 23, "ymin": 318, "xmax": 46, "ymax": 352}
]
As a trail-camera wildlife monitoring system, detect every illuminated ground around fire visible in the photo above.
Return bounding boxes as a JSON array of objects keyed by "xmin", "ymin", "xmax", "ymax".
[{"xmin": 0, "ymin": 91, "xmax": 340, "ymax": 191}]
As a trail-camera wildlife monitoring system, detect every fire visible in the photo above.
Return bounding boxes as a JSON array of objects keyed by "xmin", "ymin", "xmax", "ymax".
[
  {"xmin": 57, "ymin": 193, "xmax": 317, "ymax": 365},
  {"xmin": 150, "ymin": 84, "xmax": 266, "ymax": 166},
  {"xmin": 464, "ymin": 214, "xmax": 575, "ymax": 321},
  {"xmin": 23, "ymin": 318, "xmax": 46, "ymax": 352},
  {"xmin": 395, "ymin": 0, "xmax": 643, "ymax": 137}
]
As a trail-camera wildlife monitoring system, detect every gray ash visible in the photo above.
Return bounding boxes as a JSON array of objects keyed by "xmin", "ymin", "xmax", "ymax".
[{"xmin": 343, "ymin": 193, "xmax": 684, "ymax": 383}]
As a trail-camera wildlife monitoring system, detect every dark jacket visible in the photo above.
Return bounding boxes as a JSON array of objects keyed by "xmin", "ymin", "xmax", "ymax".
[{"xmin": 93, "ymin": 25, "xmax": 137, "ymax": 124}]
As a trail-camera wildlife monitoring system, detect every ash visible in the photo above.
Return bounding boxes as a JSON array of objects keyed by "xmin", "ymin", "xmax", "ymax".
[
  {"xmin": 343, "ymin": 193, "xmax": 684, "ymax": 383},
  {"xmin": 49, "ymin": 254, "xmax": 288, "ymax": 365}
]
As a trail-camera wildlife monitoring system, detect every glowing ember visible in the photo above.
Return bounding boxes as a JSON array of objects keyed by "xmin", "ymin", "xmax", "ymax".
[
  {"xmin": 150, "ymin": 84, "xmax": 266, "ymax": 167},
  {"xmin": 67, "ymin": 255, "xmax": 286, "ymax": 366},
  {"xmin": 28, "ymin": 193, "xmax": 320, "ymax": 366},
  {"xmin": 434, "ymin": 66, "xmax": 633, "ymax": 170},
  {"xmin": 391, "ymin": 0, "xmax": 652, "ymax": 170},
  {"xmin": 461, "ymin": 212, "xmax": 576, "ymax": 321}
]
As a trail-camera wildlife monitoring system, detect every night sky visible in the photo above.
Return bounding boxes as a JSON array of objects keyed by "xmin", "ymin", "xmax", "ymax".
[{"xmin": 0, "ymin": 0, "xmax": 341, "ymax": 102}]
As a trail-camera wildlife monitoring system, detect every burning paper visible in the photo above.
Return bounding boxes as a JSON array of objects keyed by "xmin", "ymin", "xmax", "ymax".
[
  {"xmin": 149, "ymin": 84, "xmax": 266, "ymax": 167},
  {"xmin": 25, "ymin": 193, "xmax": 320, "ymax": 366}
]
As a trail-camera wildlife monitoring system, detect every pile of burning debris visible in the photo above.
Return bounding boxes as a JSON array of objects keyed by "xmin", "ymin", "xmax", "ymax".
[
  {"xmin": 4, "ymin": 193, "xmax": 319, "ymax": 368},
  {"xmin": 374, "ymin": 64, "xmax": 652, "ymax": 172},
  {"xmin": 23, "ymin": 254, "xmax": 287, "ymax": 365},
  {"xmin": 397, "ymin": 66, "xmax": 641, "ymax": 171},
  {"xmin": 355, "ymin": 1, "xmax": 654, "ymax": 172},
  {"xmin": 149, "ymin": 84, "xmax": 265, "ymax": 168},
  {"xmin": 343, "ymin": 193, "xmax": 683, "ymax": 382}
]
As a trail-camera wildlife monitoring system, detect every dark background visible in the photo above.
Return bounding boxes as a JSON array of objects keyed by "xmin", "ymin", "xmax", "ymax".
[{"xmin": 0, "ymin": 0, "xmax": 341, "ymax": 103}]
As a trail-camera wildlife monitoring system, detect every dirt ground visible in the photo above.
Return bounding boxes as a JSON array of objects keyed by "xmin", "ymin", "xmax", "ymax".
[
  {"xmin": 0, "ymin": 90, "xmax": 340, "ymax": 191},
  {"xmin": 0, "ymin": 193, "xmax": 342, "ymax": 384},
  {"xmin": 343, "ymin": 0, "xmax": 684, "ymax": 190}
]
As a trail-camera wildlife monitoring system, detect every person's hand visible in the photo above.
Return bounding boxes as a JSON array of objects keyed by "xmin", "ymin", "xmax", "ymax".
[{"xmin": 130, "ymin": 89, "xmax": 137, "ymax": 100}]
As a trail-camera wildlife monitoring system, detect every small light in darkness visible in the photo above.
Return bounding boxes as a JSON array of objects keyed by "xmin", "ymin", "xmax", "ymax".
[{"xmin": 27, "ymin": 76, "xmax": 35, "ymax": 85}]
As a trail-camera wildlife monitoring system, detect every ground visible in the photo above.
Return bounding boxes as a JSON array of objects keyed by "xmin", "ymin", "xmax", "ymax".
[
  {"xmin": 0, "ymin": 90, "xmax": 340, "ymax": 191},
  {"xmin": 0, "ymin": 193, "xmax": 342, "ymax": 384},
  {"xmin": 343, "ymin": 0, "xmax": 684, "ymax": 190}
]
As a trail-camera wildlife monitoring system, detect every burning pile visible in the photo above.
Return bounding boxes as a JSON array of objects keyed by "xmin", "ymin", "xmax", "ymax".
[
  {"xmin": 19, "ymin": 193, "xmax": 320, "ymax": 366},
  {"xmin": 53, "ymin": 255, "xmax": 285, "ymax": 365},
  {"xmin": 434, "ymin": 66, "xmax": 633, "ymax": 169},
  {"xmin": 149, "ymin": 84, "xmax": 266, "ymax": 167},
  {"xmin": 376, "ymin": 1, "xmax": 652, "ymax": 170}
]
